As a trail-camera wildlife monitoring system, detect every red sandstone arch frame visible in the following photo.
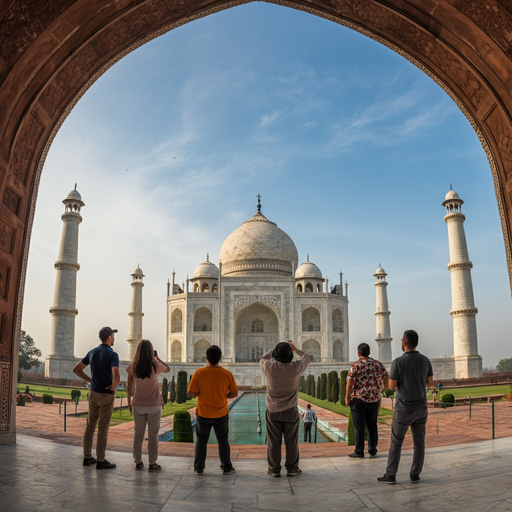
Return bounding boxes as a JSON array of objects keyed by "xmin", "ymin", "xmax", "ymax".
[{"xmin": 1, "ymin": 0, "xmax": 512, "ymax": 443}]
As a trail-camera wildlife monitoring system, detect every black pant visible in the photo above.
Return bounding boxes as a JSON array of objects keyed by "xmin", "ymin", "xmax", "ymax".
[
  {"xmin": 304, "ymin": 422, "xmax": 313, "ymax": 442},
  {"xmin": 194, "ymin": 414, "xmax": 232, "ymax": 471},
  {"xmin": 350, "ymin": 399, "xmax": 380, "ymax": 456}
]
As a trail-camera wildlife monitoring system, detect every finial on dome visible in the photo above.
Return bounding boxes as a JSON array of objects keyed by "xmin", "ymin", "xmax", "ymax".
[
  {"xmin": 379, "ymin": 262, "xmax": 381, "ymax": 267},
  {"xmin": 206, "ymin": 253, "xmax": 209, "ymax": 262},
  {"xmin": 450, "ymin": 183, "xmax": 452, "ymax": 191},
  {"xmin": 307, "ymin": 254, "xmax": 309, "ymax": 262},
  {"xmin": 74, "ymin": 183, "xmax": 77, "ymax": 190},
  {"xmin": 257, "ymin": 193, "xmax": 262, "ymax": 213}
]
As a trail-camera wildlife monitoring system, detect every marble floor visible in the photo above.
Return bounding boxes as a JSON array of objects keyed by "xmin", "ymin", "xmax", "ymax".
[{"xmin": 1, "ymin": 434, "xmax": 512, "ymax": 511}]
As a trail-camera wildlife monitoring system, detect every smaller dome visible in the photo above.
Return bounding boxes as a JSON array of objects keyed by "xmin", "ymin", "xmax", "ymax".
[
  {"xmin": 132, "ymin": 266, "xmax": 144, "ymax": 276},
  {"xmin": 193, "ymin": 260, "xmax": 219, "ymax": 279},
  {"xmin": 374, "ymin": 266, "xmax": 386, "ymax": 276},
  {"xmin": 66, "ymin": 189, "xmax": 82, "ymax": 201},
  {"xmin": 444, "ymin": 189, "xmax": 460, "ymax": 201},
  {"xmin": 295, "ymin": 260, "xmax": 322, "ymax": 280}
]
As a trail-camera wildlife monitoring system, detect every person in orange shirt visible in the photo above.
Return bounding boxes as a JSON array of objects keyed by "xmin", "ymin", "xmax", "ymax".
[{"xmin": 188, "ymin": 345, "xmax": 238, "ymax": 476}]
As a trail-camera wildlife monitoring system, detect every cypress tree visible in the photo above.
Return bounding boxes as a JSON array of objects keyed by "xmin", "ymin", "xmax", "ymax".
[
  {"xmin": 176, "ymin": 370, "xmax": 187, "ymax": 404},
  {"xmin": 306, "ymin": 375, "xmax": 311, "ymax": 395},
  {"xmin": 347, "ymin": 412, "xmax": 355, "ymax": 446},
  {"xmin": 180, "ymin": 371, "xmax": 188, "ymax": 403},
  {"xmin": 326, "ymin": 372, "xmax": 333, "ymax": 401},
  {"xmin": 311, "ymin": 375, "xmax": 316, "ymax": 397},
  {"xmin": 299, "ymin": 375, "xmax": 306, "ymax": 393},
  {"xmin": 339, "ymin": 370, "xmax": 348, "ymax": 406},
  {"xmin": 173, "ymin": 410, "xmax": 193, "ymax": 442},
  {"xmin": 331, "ymin": 372, "xmax": 340, "ymax": 404},
  {"xmin": 320, "ymin": 373, "xmax": 327, "ymax": 400},
  {"xmin": 161, "ymin": 377, "xmax": 168, "ymax": 405},
  {"xmin": 170, "ymin": 375, "xmax": 176, "ymax": 404},
  {"xmin": 316, "ymin": 376, "xmax": 321, "ymax": 398}
]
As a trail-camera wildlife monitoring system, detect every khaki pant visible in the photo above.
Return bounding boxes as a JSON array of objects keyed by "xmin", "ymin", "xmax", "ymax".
[
  {"xmin": 132, "ymin": 405, "xmax": 162, "ymax": 465},
  {"xmin": 266, "ymin": 407, "xmax": 300, "ymax": 474},
  {"xmin": 83, "ymin": 391, "xmax": 115, "ymax": 462}
]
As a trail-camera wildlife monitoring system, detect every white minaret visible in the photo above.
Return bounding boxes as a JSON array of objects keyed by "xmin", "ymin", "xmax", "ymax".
[
  {"xmin": 48, "ymin": 186, "xmax": 84, "ymax": 358},
  {"xmin": 443, "ymin": 187, "xmax": 482, "ymax": 378},
  {"xmin": 127, "ymin": 265, "xmax": 145, "ymax": 360},
  {"xmin": 374, "ymin": 265, "xmax": 392, "ymax": 362}
]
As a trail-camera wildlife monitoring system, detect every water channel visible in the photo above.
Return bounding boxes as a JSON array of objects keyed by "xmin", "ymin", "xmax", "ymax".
[{"xmin": 161, "ymin": 392, "xmax": 332, "ymax": 444}]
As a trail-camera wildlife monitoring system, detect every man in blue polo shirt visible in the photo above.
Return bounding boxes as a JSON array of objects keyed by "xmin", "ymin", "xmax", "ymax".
[{"xmin": 73, "ymin": 326, "xmax": 120, "ymax": 469}]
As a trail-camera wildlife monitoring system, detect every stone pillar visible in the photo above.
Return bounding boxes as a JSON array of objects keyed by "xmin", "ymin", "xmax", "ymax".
[
  {"xmin": 443, "ymin": 189, "xmax": 482, "ymax": 378},
  {"xmin": 46, "ymin": 187, "xmax": 84, "ymax": 377},
  {"xmin": 374, "ymin": 265, "xmax": 392, "ymax": 362},
  {"xmin": 127, "ymin": 266, "xmax": 144, "ymax": 361}
]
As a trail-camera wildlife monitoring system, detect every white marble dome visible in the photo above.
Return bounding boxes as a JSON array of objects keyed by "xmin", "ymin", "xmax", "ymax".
[
  {"xmin": 219, "ymin": 211, "xmax": 299, "ymax": 277},
  {"xmin": 444, "ymin": 189, "xmax": 460, "ymax": 201},
  {"xmin": 66, "ymin": 189, "xmax": 82, "ymax": 201},
  {"xmin": 295, "ymin": 260, "xmax": 322, "ymax": 279},
  {"xmin": 374, "ymin": 266, "xmax": 386, "ymax": 276},
  {"xmin": 193, "ymin": 260, "xmax": 219, "ymax": 279},
  {"xmin": 132, "ymin": 266, "xmax": 144, "ymax": 276}
]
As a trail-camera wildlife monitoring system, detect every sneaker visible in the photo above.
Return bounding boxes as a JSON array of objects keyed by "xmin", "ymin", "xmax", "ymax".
[
  {"xmin": 411, "ymin": 475, "xmax": 420, "ymax": 483},
  {"xmin": 377, "ymin": 473, "xmax": 396, "ymax": 484},
  {"xmin": 267, "ymin": 469, "xmax": 281, "ymax": 477},
  {"xmin": 286, "ymin": 468, "xmax": 302, "ymax": 477},
  {"xmin": 348, "ymin": 452, "xmax": 364, "ymax": 458},
  {"xmin": 83, "ymin": 456, "xmax": 97, "ymax": 467},
  {"xmin": 222, "ymin": 466, "xmax": 236, "ymax": 475},
  {"xmin": 148, "ymin": 464, "xmax": 161, "ymax": 472},
  {"xmin": 96, "ymin": 460, "xmax": 116, "ymax": 470},
  {"xmin": 194, "ymin": 468, "xmax": 204, "ymax": 475},
  {"xmin": 135, "ymin": 462, "xmax": 144, "ymax": 471}
]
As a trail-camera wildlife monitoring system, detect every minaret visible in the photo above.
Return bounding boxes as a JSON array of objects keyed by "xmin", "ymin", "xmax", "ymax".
[
  {"xmin": 443, "ymin": 187, "xmax": 482, "ymax": 378},
  {"xmin": 374, "ymin": 265, "xmax": 392, "ymax": 362},
  {"xmin": 127, "ymin": 265, "xmax": 144, "ymax": 360},
  {"xmin": 48, "ymin": 186, "xmax": 84, "ymax": 358}
]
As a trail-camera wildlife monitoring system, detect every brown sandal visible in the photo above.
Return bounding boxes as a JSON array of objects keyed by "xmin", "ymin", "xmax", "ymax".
[
  {"xmin": 135, "ymin": 462, "xmax": 144, "ymax": 471},
  {"xmin": 148, "ymin": 463, "xmax": 161, "ymax": 472}
]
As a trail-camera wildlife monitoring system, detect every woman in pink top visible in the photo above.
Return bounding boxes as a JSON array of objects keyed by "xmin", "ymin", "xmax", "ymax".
[{"xmin": 127, "ymin": 339, "xmax": 170, "ymax": 471}]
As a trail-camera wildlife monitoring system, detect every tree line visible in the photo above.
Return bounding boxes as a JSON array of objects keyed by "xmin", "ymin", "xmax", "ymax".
[{"xmin": 299, "ymin": 370, "xmax": 348, "ymax": 405}]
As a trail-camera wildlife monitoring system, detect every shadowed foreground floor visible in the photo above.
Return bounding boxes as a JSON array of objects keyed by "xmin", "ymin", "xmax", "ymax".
[{"xmin": 1, "ymin": 434, "xmax": 512, "ymax": 511}]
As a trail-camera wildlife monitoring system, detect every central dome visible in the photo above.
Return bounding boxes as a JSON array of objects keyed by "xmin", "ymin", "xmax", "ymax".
[{"xmin": 220, "ymin": 211, "xmax": 298, "ymax": 277}]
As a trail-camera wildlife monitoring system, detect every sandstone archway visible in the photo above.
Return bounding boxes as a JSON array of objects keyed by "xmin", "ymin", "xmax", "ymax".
[{"xmin": 2, "ymin": 0, "xmax": 512, "ymax": 445}]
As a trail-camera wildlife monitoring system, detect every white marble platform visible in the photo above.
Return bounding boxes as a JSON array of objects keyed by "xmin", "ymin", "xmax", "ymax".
[{"xmin": 1, "ymin": 435, "xmax": 511, "ymax": 511}]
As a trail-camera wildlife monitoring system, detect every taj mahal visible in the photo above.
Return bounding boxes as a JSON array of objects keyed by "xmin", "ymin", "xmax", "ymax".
[{"xmin": 44, "ymin": 189, "xmax": 483, "ymax": 384}]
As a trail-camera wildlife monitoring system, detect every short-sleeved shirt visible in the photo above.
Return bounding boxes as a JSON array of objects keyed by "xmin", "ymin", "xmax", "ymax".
[
  {"xmin": 188, "ymin": 366, "xmax": 238, "ymax": 418},
  {"xmin": 347, "ymin": 357, "xmax": 388, "ymax": 403},
  {"xmin": 126, "ymin": 361, "xmax": 168, "ymax": 407},
  {"xmin": 303, "ymin": 408, "xmax": 316, "ymax": 423},
  {"xmin": 390, "ymin": 351, "xmax": 433, "ymax": 412},
  {"xmin": 82, "ymin": 343, "xmax": 119, "ymax": 394}
]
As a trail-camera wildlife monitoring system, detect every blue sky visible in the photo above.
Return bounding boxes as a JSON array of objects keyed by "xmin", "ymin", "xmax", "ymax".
[{"xmin": 22, "ymin": 2, "xmax": 511, "ymax": 366}]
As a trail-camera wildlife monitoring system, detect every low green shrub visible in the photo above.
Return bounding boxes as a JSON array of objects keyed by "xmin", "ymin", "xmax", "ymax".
[
  {"xmin": 173, "ymin": 410, "xmax": 193, "ymax": 442},
  {"xmin": 162, "ymin": 377, "xmax": 168, "ymax": 405},
  {"xmin": 440, "ymin": 393, "xmax": 455, "ymax": 408},
  {"xmin": 42, "ymin": 393, "xmax": 53, "ymax": 404},
  {"xmin": 382, "ymin": 388, "xmax": 395, "ymax": 398},
  {"xmin": 347, "ymin": 412, "xmax": 355, "ymax": 446},
  {"xmin": 71, "ymin": 389, "xmax": 81, "ymax": 400}
]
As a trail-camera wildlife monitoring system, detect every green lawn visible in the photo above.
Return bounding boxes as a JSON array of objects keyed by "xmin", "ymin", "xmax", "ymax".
[
  {"xmin": 298, "ymin": 393, "xmax": 394, "ymax": 424},
  {"xmin": 18, "ymin": 383, "xmax": 128, "ymax": 400},
  {"xmin": 428, "ymin": 384, "xmax": 511, "ymax": 400},
  {"xmin": 78, "ymin": 398, "xmax": 198, "ymax": 426}
]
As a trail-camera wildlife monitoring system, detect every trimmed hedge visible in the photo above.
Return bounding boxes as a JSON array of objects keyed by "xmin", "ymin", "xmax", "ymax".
[
  {"xmin": 170, "ymin": 375, "xmax": 176, "ymax": 404},
  {"xmin": 42, "ymin": 393, "xmax": 53, "ymax": 404},
  {"xmin": 347, "ymin": 412, "xmax": 355, "ymax": 446},
  {"xmin": 71, "ymin": 389, "xmax": 81, "ymax": 400},
  {"xmin": 162, "ymin": 377, "xmax": 168, "ymax": 405},
  {"xmin": 339, "ymin": 370, "xmax": 348, "ymax": 405},
  {"xmin": 320, "ymin": 373, "xmax": 327, "ymax": 400},
  {"xmin": 176, "ymin": 371, "xmax": 188, "ymax": 404},
  {"xmin": 383, "ymin": 388, "xmax": 395, "ymax": 398},
  {"xmin": 173, "ymin": 410, "xmax": 193, "ymax": 442},
  {"xmin": 330, "ymin": 371, "xmax": 340, "ymax": 404},
  {"xmin": 441, "ymin": 393, "xmax": 455, "ymax": 408},
  {"xmin": 299, "ymin": 375, "xmax": 306, "ymax": 393}
]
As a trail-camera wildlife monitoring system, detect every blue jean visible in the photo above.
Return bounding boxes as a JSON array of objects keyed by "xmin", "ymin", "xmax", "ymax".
[
  {"xmin": 194, "ymin": 414, "xmax": 232, "ymax": 471},
  {"xmin": 350, "ymin": 399, "xmax": 380, "ymax": 456}
]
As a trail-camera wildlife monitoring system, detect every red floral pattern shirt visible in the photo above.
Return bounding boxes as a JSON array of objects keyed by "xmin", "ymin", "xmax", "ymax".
[{"xmin": 347, "ymin": 357, "xmax": 388, "ymax": 403}]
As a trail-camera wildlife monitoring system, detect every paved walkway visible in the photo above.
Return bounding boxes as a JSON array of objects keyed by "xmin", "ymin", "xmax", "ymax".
[
  {"xmin": 14, "ymin": 395, "xmax": 512, "ymax": 458},
  {"xmin": 2, "ymin": 434, "xmax": 512, "ymax": 511}
]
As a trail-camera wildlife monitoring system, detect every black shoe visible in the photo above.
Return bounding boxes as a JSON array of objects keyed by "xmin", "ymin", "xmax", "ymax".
[
  {"xmin": 83, "ymin": 456, "xmax": 97, "ymax": 467},
  {"xmin": 267, "ymin": 469, "xmax": 281, "ymax": 477},
  {"xmin": 411, "ymin": 475, "xmax": 420, "ymax": 483},
  {"xmin": 368, "ymin": 451, "xmax": 378, "ymax": 457},
  {"xmin": 286, "ymin": 468, "xmax": 302, "ymax": 477},
  {"xmin": 96, "ymin": 460, "xmax": 116, "ymax": 470},
  {"xmin": 348, "ymin": 452, "xmax": 364, "ymax": 458},
  {"xmin": 377, "ymin": 474, "xmax": 396, "ymax": 484},
  {"xmin": 194, "ymin": 467, "xmax": 204, "ymax": 475},
  {"xmin": 222, "ymin": 466, "xmax": 235, "ymax": 475}
]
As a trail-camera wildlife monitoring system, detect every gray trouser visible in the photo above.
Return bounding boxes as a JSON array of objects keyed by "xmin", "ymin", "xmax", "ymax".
[
  {"xmin": 132, "ymin": 405, "xmax": 162, "ymax": 465},
  {"xmin": 386, "ymin": 407, "xmax": 428, "ymax": 477},
  {"xmin": 266, "ymin": 407, "xmax": 300, "ymax": 474}
]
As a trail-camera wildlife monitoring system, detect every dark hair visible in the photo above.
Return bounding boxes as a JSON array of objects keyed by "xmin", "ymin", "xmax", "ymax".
[
  {"xmin": 403, "ymin": 330, "xmax": 419, "ymax": 348},
  {"xmin": 306, "ymin": 404, "xmax": 311, "ymax": 409},
  {"xmin": 132, "ymin": 339, "xmax": 157, "ymax": 379},
  {"xmin": 206, "ymin": 345, "xmax": 222, "ymax": 365},
  {"xmin": 357, "ymin": 343, "xmax": 370, "ymax": 357}
]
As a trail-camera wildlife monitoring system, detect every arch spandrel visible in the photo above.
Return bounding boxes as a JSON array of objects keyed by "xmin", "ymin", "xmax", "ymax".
[{"xmin": 3, "ymin": 0, "xmax": 512, "ymax": 443}]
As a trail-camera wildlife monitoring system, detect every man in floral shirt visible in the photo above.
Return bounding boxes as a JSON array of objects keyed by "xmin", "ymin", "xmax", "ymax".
[{"xmin": 345, "ymin": 343, "xmax": 389, "ymax": 458}]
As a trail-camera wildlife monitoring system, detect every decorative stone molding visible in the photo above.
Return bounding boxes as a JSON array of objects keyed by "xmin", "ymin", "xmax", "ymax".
[
  {"xmin": 300, "ymin": 335, "xmax": 323, "ymax": 343},
  {"xmin": 223, "ymin": 259, "xmax": 293, "ymax": 276},
  {"xmin": 234, "ymin": 295, "xmax": 281, "ymax": 313},
  {"xmin": 447, "ymin": 262, "xmax": 473, "ymax": 271},
  {"xmin": 1, "ymin": 361, "xmax": 10, "ymax": 431},
  {"xmin": 301, "ymin": 304, "xmax": 321, "ymax": 312},
  {"xmin": 192, "ymin": 303, "xmax": 214, "ymax": 312},
  {"xmin": 450, "ymin": 308, "xmax": 478, "ymax": 317},
  {"xmin": 192, "ymin": 335, "xmax": 213, "ymax": 344}
]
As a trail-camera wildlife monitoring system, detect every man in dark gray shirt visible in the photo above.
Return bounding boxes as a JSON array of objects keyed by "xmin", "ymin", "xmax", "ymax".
[{"xmin": 378, "ymin": 330, "xmax": 433, "ymax": 484}]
